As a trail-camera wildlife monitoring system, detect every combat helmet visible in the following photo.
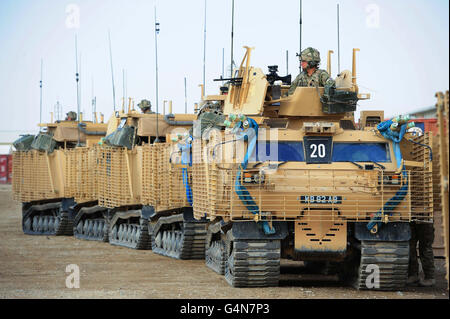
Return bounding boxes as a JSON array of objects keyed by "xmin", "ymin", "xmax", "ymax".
[
  {"xmin": 138, "ymin": 99, "xmax": 153, "ymax": 113},
  {"xmin": 66, "ymin": 111, "xmax": 77, "ymax": 121},
  {"xmin": 300, "ymin": 47, "xmax": 321, "ymax": 68}
]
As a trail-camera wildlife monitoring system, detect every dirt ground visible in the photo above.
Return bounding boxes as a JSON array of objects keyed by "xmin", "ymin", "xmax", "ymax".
[{"xmin": 0, "ymin": 184, "xmax": 448, "ymax": 299}]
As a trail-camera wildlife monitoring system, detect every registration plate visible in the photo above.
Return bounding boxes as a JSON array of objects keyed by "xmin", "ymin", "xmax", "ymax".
[{"xmin": 300, "ymin": 195, "xmax": 342, "ymax": 204}]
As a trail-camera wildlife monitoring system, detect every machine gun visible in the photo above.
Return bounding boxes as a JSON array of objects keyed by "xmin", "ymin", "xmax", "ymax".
[
  {"xmin": 213, "ymin": 76, "xmax": 243, "ymax": 86},
  {"xmin": 265, "ymin": 65, "xmax": 291, "ymax": 85}
]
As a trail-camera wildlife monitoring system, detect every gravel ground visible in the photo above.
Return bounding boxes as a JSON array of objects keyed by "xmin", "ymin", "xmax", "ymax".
[{"xmin": 0, "ymin": 184, "xmax": 448, "ymax": 299}]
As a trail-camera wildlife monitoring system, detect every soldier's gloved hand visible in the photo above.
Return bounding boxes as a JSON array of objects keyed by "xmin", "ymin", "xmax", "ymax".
[{"xmin": 324, "ymin": 79, "xmax": 336, "ymax": 99}]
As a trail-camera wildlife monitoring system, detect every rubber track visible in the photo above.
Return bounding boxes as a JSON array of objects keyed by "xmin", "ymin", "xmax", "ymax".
[
  {"xmin": 206, "ymin": 240, "xmax": 227, "ymax": 275},
  {"xmin": 74, "ymin": 218, "xmax": 109, "ymax": 242},
  {"xmin": 356, "ymin": 241, "xmax": 409, "ymax": 291},
  {"xmin": 152, "ymin": 219, "xmax": 207, "ymax": 260},
  {"xmin": 109, "ymin": 219, "xmax": 152, "ymax": 250},
  {"xmin": 23, "ymin": 205, "xmax": 73, "ymax": 236},
  {"xmin": 225, "ymin": 240, "xmax": 281, "ymax": 288}
]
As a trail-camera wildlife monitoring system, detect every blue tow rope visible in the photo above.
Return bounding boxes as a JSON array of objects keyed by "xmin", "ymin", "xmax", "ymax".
[
  {"xmin": 367, "ymin": 169, "xmax": 408, "ymax": 232},
  {"xmin": 367, "ymin": 120, "xmax": 409, "ymax": 232},
  {"xmin": 233, "ymin": 118, "xmax": 275, "ymax": 235}
]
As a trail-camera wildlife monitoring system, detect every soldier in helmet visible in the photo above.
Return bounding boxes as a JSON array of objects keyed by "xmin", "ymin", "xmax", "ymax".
[
  {"xmin": 138, "ymin": 99, "xmax": 154, "ymax": 114},
  {"xmin": 65, "ymin": 111, "xmax": 77, "ymax": 121},
  {"xmin": 287, "ymin": 47, "xmax": 335, "ymax": 95}
]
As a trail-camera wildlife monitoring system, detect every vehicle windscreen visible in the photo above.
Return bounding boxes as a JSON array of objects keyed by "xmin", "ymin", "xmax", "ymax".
[
  {"xmin": 256, "ymin": 141, "xmax": 304, "ymax": 162},
  {"xmin": 254, "ymin": 141, "xmax": 391, "ymax": 163},
  {"xmin": 332, "ymin": 142, "xmax": 391, "ymax": 162}
]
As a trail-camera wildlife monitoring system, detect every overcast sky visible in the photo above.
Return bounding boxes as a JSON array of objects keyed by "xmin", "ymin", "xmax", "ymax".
[{"xmin": 0, "ymin": 0, "xmax": 448, "ymax": 148}]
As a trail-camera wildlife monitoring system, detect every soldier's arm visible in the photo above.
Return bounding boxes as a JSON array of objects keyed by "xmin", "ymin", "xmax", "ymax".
[
  {"xmin": 320, "ymin": 71, "xmax": 335, "ymax": 87},
  {"xmin": 287, "ymin": 75, "xmax": 300, "ymax": 96}
]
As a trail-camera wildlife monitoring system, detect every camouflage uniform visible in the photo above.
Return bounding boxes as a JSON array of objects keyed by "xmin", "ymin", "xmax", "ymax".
[
  {"xmin": 287, "ymin": 47, "xmax": 335, "ymax": 95},
  {"xmin": 287, "ymin": 69, "xmax": 333, "ymax": 95},
  {"xmin": 408, "ymin": 222, "xmax": 435, "ymax": 280}
]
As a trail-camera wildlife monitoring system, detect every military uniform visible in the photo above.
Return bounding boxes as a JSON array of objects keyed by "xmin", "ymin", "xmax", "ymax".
[
  {"xmin": 408, "ymin": 222, "xmax": 435, "ymax": 284},
  {"xmin": 287, "ymin": 47, "xmax": 335, "ymax": 96},
  {"xmin": 287, "ymin": 69, "xmax": 333, "ymax": 95}
]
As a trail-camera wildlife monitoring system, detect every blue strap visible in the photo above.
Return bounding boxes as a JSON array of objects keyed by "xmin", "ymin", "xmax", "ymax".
[
  {"xmin": 233, "ymin": 118, "xmax": 275, "ymax": 235},
  {"xmin": 368, "ymin": 120, "xmax": 409, "ymax": 232},
  {"xmin": 367, "ymin": 169, "xmax": 408, "ymax": 232}
]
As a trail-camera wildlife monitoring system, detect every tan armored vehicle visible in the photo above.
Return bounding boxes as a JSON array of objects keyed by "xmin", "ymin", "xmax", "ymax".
[
  {"xmin": 146, "ymin": 87, "xmax": 231, "ymax": 259},
  {"xmin": 192, "ymin": 47, "xmax": 433, "ymax": 290},
  {"xmin": 72, "ymin": 100, "xmax": 204, "ymax": 256},
  {"xmin": 12, "ymin": 115, "xmax": 107, "ymax": 236}
]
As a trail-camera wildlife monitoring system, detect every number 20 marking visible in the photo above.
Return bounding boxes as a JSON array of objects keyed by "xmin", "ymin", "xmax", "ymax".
[{"xmin": 310, "ymin": 144, "xmax": 326, "ymax": 158}]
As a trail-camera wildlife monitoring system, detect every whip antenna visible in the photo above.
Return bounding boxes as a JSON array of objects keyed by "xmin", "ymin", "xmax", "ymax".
[
  {"xmin": 184, "ymin": 77, "xmax": 187, "ymax": 114},
  {"xmin": 286, "ymin": 50, "xmax": 289, "ymax": 75},
  {"xmin": 230, "ymin": 0, "xmax": 235, "ymax": 78},
  {"xmin": 75, "ymin": 35, "xmax": 81, "ymax": 145},
  {"xmin": 108, "ymin": 30, "xmax": 116, "ymax": 112},
  {"xmin": 222, "ymin": 48, "xmax": 225, "ymax": 79},
  {"xmin": 122, "ymin": 69, "xmax": 126, "ymax": 111},
  {"xmin": 154, "ymin": 6, "xmax": 160, "ymax": 143},
  {"xmin": 92, "ymin": 76, "xmax": 96, "ymax": 123},
  {"xmin": 299, "ymin": 0, "xmax": 302, "ymax": 72},
  {"xmin": 39, "ymin": 59, "xmax": 43, "ymax": 131},
  {"xmin": 202, "ymin": 0, "xmax": 207, "ymax": 93},
  {"xmin": 337, "ymin": 4, "xmax": 341, "ymax": 74}
]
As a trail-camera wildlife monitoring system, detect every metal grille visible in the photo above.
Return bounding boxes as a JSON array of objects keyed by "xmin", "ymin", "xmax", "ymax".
[
  {"xmin": 409, "ymin": 132, "xmax": 434, "ymax": 222},
  {"xmin": 192, "ymin": 136, "xmax": 433, "ymax": 223},
  {"xmin": 97, "ymin": 147, "xmax": 135, "ymax": 208},
  {"xmin": 98, "ymin": 143, "xmax": 190, "ymax": 211},
  {"xmin": 65, "ymin": 147, "xmax": 99, "ymax": 203},
  {"xmin": 12, "ymin": 150, "xmax": 58, "ymax": 202},
  {"xmin": 141, "ymin": 143, "xmax": 189, "ymax": 211}
]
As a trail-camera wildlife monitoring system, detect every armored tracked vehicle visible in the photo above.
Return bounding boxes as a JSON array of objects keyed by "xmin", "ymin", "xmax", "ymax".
[
  {"xmin": 12, "ymin": 116, "xmax": 107, "ymax": 236},
  {"xmin": 192, "ymin": 47, "xmax": 433, "ymax": 290},
  {"xmin": 147, "ymin": 88, "xmax": 230, "ymax": 259},
  {"xmin": 72, "ymin": 101, "xmax": 204, "ymax": 256}
]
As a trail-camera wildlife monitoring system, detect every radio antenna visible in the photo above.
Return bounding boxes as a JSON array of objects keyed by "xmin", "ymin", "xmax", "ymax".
[
  {"xmin": 184, "ymin": 77, "xmax": 187, "ymax": 114},
  {"xmin": 337, "ymin": 4, "xmax": 341, "ymax": 74},
  {"xmin": 230, "ymin": 0, "xmax": 235, "ymax": 78},
  {"xmin": 286, "ymin": 50, "xmax": 289, "ymax": 75},
  {"xmin": 39, "ymin": 59, "xmax": 43, "ymax": 131},
  {"xmin": 202, "ymin": 0, "xmax": 207, "ymax": 94},
  {"xmin": 108, "ymin": 30, "xmax": 116, "ymax": 112},
  {"xmin": 122, "ymin": 68, "xmax": 125, "ymax": 111},
  {"xmin": 299, "ymin": 0, "xmax": 302, "ymax": 72},
  {"xmin": 222, "ymin": 48, "xmax": 225, "ymax": 79},
  {"xmin": 154, "ymin": 6, "xmax": 160, "ymax": 143},
  {"xmin": 75, "ymin": 35, "xmax": 81, "ymax": 145},
  {"xmin": 92, "ymin": 76, "xmax": 96, "ymax": 123}
]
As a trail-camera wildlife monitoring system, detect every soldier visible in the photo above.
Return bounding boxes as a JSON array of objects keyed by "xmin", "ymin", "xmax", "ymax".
[
  {"xmin": 287, "ymin": 47, "xmax": 335, "ymax": 96},
  {"xmin": 138, "ymin": 99, "xmax": 154, "ymax": 114},
  {"xmin": 65, "ymin": 111, "xmax": 77, "ymax": 121},
  {"xmin": 407, "ymin": 222, "xmax": 436, "ymax": 287}
]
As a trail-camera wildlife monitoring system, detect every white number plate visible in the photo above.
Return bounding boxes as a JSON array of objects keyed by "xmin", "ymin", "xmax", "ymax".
[{"xmin": 301, "ymin": 195, "xmax": 342, "ymax": 204}]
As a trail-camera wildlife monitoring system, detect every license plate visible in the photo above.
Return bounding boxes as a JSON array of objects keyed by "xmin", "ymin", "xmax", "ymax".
[{"xmin": 301, "ymin": 195, "xmax": 342, "ymax": 204}]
